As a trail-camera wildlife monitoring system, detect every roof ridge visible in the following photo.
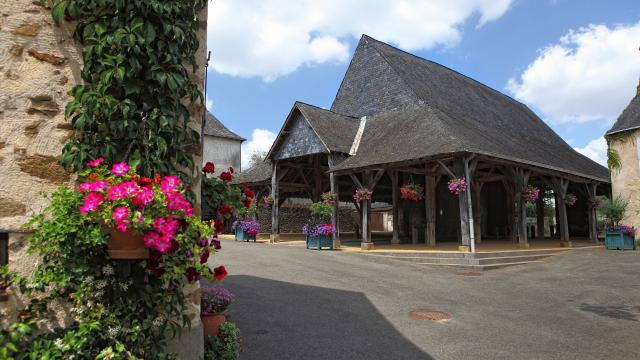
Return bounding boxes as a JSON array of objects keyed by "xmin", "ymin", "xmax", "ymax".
[{"xmin": 295, "ymin": 101, "xmax": 359, "ymax": 120}]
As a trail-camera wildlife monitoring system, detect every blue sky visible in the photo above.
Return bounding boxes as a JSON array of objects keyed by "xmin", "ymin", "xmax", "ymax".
[{"xmin": 205, "ymin": 0, "xmax": 640, "ymax": 169}]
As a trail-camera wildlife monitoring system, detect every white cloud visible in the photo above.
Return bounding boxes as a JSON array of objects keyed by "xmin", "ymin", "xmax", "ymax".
[
  {"xmin": 241, "ymin": 129, "xmax": 277, "ymax": 170},
  {"xmin": 507, "ymin": 22, "xmax": 640, "ymax": 124},
  {"xmin": 574, "ymin": 136, "xmax": 608, "ymax": 166},
  {"xmin": 208, "ymin": 0, "xmax": 512, "ymax": 81}
]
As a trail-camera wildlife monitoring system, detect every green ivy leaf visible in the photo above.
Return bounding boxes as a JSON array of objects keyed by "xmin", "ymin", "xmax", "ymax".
[{"xmin": 51, "ymin": 1, "xmax": 67, "ymax": 25}]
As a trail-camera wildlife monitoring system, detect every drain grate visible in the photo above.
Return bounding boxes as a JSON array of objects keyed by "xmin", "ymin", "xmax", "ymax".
[
  {"xmin": 456, "ymin": 271, "xmax": 482, "ymax": 276},
  {"xmin": 409, "ymin": 310, "xmax": 451, "ymax": 321}
]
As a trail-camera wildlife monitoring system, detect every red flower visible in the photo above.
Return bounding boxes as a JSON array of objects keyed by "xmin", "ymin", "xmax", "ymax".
[
  {"xmin": 153, "ymin": 173, "xmax": 162, "ymax": 184},
  {"xmin": 185, "ymin": 267, "xmax": 201, "ymax": 282},
  {"xmin": 213, "ymin": 266, "xmax": 227, "ymax": 281},
  {"xmin": 244, "ymin": 188, "xmax": 255, "ymax": 199},
  {"xmin": 203, "ymin": 162, "xmax": 215, "ymax": 174},
  {"xmin": 211, "ymin": 239, "xmax": 221, "ymax": 250},
  {"xmin": 88, "ymin": 173, "xmax": 99, "ymax": 180},
  {"xmin": 243, "ymin": 198, "xmax": 252, "ymax": 208},
  {"xmin": 214, "ymin": 219, "xmax": 225, "ymax": 233},
  {"xmin": 228, "ymin": 167, "xmax": 234, "ymax": 174},
  {"xmin": 219, "ymin": 171, "xmax": 232, "ymax": 182},
  {"xmin": 219, "ymin": 204, "xmax": 233, "ymax": 216},
  {"xmin": 242, "ymin": 182, "xmax": 249, "ymax": 189},
  {"xmin": 200, "ymin": 248, "xmax": 210, "ymax": 264},
  {"xmin": 138, "ymin": 176, "xmax": 153, "ymax": 187}
]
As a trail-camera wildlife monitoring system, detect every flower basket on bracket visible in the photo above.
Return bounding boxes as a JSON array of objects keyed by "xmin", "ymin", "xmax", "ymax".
[
  {"xmin": 321, "ymin": 192, "xmax": 337, "ymax": 205},
  {"xmin": 447, "ymin": 178, "xmax": 467, "ymax": 195},
  {"xmin": 522, "ymin": 185, "xmax": 540, "ymax": 203},
  {"xmin": 564, "ymin": 193, "xmax": 577, "ymax": 206},
  {"xmin": 262, "ymin": 195, "xmax": 274, "ymax": 208},
  {"xmin": 353, "ymin": 188, "xmax": 373, "ymax": 203},
  {"xmin": 400, "ymin": 183, "xmax": 424, "ymax": 201},
  {"xmin": 587, "ymin": 199, "xmax": 603, "ymax": 210}
]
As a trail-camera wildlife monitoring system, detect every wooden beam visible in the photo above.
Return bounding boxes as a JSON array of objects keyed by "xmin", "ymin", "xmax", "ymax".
[
  {"xmin": 271, "ymin": 162, "xmax": 280, "ymax": 243},
  {"xmin": 370, "ymin": 169, "xmax": 385, "ymax": 191},
  {"xmin": 437, "ymin": 160, "xmax": 457, "ymax": 179},
  {"xmin": 330, "ymin": 171, "xmax": 340, "ymax": 248},
  {"xmin": 454, "ymin": 159, "xmax": 471, "ymax": 251},
  {"xmin": 349, "ymin": 173, "xmax": 363, "ymax": 189},
  {"xmin": 551, "ymin": 177, "xmax": 571, "ymax": 246},
  {"xmin": 391, "ymin": 170, "xmax": 400, "ymax": 244},
  {"xmin": 425, "ymin": 170, "xmax": 437, "ymax": 247},
  {"xmin": 361, "ymin": 171, "xmax": 373, "ymax": 249}
]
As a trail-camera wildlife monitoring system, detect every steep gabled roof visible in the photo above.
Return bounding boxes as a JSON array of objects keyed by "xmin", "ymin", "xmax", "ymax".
[
  {"xmin": 329, "ymin": 35, "xmax": 609, "ymax": 182},
  {"xmin": 607, "ymin": 88, "xmax": 640, "ymax": 136},
  {"xmin": 232, "ymin": 159, "xmax": 273, "ymax": 185},
  {"xmin": 203, "ymin": 111, "xmax": 245, "ymax": 141},
  {"xmin": 265, "ymin": 102, "xmax": 360, "ymax": 160}
]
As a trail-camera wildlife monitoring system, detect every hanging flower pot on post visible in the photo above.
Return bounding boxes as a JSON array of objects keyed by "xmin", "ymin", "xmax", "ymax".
[
  {"xmin": 564, "ymin": 193, "xmax": 577, "ymax": 206},
  {"xmin": 400, "ymin": 182, "xmax": 424, "ymax": 201},
  {"xmin": 522, "ymin": 185, "xmax": 540, "ymax": 203},
  {"xmin": 353, "ymin": 188, "xmax": 373, "ymax": 202},
  {"xmin": 447, "ymin": 178, "xmax": 467, "ymax": 195}
]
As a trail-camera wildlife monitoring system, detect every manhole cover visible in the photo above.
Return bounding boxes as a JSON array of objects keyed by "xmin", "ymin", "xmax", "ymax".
[
  {"xmin": 409, "ymin": 310, "xmax": 451, "ymax": 321},
  {"xmin": 456, "ymin": 271, "xmax": 482, "ymax": 276}
]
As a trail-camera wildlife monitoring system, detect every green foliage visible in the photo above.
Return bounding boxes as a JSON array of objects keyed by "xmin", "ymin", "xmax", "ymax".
[
  {"xmin": 202, "ymin": 176, "xmax": 243, "ymax": 219},
  {"xmin": 607, "ymin": 147, "xmax": 621, "ymax": 173},
  {"xmin": 236, "ymin": 202, "xmax": 257, "ymax": 219},
  {"xmin": 309, "ymin": 202, "xmax": 332, "ymax": 220},
  {"xmin": 47, "ymin": 0, "xmax": 207, "ymax": 180},
  {"xmin": 599, "ymin": 195, "xmax": 629, "ymax": 226},
  {"xmin": 605, "ymin": 131, "xmax": 635, "ymax": 173},
  {"xmin": 204, "ymin": 322, "xmax": 241, "ymax": 360}
]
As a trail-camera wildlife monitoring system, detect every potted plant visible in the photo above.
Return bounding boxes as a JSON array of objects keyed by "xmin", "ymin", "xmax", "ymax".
[
  {"xmin": 564, "ymin": 193, "xmax": 577, "ymax": 206},
  {"xmin": 201, "ymin": 284, "xmax": 234, "ymax": 339},
  {"xmin": 303, "ymin": 202, "xmax": 336, "ymax": 250},
  {"xmin": 601, "ymin": 196, "xmax": 635, "ymax": 250},
  {"xmin": 522, "ymin": 185, "xmax": 540, "ymax": 203},
  {"xmin": 353, "ymin": 188, "xmax": 372, "ymax": 203},
  {"xmin": 232, "ymin": 203, "xmax": 259, "ymax": 242},
  {"xmin": 400, "ymin": 182, "xmax": 424, "ymax": 201},
  {"xmin": 321, "ymin": 191, "xmax": 337, "ymax": 205},
  {"xmin": 447, "ymin": 178, "xmax": 467, "ymax": 195}
]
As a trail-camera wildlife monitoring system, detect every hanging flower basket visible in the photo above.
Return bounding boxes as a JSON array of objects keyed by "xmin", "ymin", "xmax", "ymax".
[
  {"xmin": 522, "ymin": 185, "xmax": 540, "ymax": 203},
  {"xmin": 564, "ymin": 193, "xmax": 577, "ymax": 206},
  {"xmin": 321, "ymin": 192, "xmax": 337, "ymax": 205},
  {"xmin": 447, "ymin": 178, "xmax": 467, "ymax": 195},
  {"xmin": 262, "ymin": 195, "xmax": 274, "ymax": 208},
  {"xmin": 353, "ymin": 188, "xmax": 372, "ymax": 202},
  {"xmin": 587, "ymin": 199, "xmax": 603, "ymax": 210},
  {"xmin": 400, "ymin": 183, "xmax": 424, "ymax": 201}
]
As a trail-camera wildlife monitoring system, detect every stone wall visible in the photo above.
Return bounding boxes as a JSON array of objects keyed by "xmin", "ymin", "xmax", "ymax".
[
  {"xmin": 257, "ymin": 204, "xmax": 357, "ymax": 233},
  {"xmin": 610, "ymin": 131, "xmax": 640, "ymax": 230}
]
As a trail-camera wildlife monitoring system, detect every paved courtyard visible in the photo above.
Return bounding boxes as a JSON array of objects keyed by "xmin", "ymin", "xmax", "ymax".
[{"xmin": 207, "ymin": 239, "xmax": 640, "ymax": 360}]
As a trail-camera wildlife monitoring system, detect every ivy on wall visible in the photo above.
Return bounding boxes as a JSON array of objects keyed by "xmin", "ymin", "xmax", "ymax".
[
  {"xmin": 48, "ymin": 0, "xmax": 206, "ymax": 179},
  {"xmin": 605, "ymin": 131, "xmax": 636, "ymax": 173}
]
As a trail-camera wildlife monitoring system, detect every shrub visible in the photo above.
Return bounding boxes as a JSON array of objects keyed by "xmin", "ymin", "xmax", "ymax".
[
  {"xmin": 204, "ymin": 322, "xmax": 241, "ymax": 360},
  {"xmin": 600, "ymin": 196, "xmax": 629, "ymax": 226}
]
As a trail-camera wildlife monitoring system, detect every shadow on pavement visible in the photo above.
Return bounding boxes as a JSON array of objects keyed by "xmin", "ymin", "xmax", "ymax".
[
  {"xmin": 579, "ymin": 303, "xmax": 639, "ymax": 321},
  {"xmin": 203, "ymin": 275, "xmax": 432, "ymax": 360}
]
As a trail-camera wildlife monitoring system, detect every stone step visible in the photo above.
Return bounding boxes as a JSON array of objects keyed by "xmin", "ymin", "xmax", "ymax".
[
  {"xmin": 473, "ymin": 254, "xmax": 556, "ymax": 265},
  {"xmin": 412, "ymin": 260, "xmax": 546, "ymax": 271}
]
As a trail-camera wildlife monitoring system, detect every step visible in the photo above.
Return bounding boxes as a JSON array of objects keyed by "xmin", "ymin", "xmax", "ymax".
[
  {"xmin": 412, "ymin": 260, "xmax": 546, "ymax": 271},
  {"xmin": 473, "ymin": 254, "xmax": 556, "ymax": 265}
]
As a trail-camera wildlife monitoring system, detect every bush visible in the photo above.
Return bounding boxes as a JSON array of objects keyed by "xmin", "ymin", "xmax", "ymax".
[
  {"xmin": 599, "ymin": 195, "xmax": 629, "ymax": 226},
  {"xmin": 204, "ymin": 322, "xmax": 241, "ymax": 360}
]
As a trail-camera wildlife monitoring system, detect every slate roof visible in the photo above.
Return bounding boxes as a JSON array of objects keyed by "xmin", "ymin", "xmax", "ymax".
[
  {"xmin": 203, "ymin": 111, "xmax": 245, "ymax": 141},
  {"xmin": 328, "ymin": 35, "xmax": 609, "ymax": 182},
  {"xmin": 607, "ymin": 88, "xmax": 640, "ymax": 136},
  {"xmin": 231, "ymin": 159, "xmax": 272, "ymax": 185},
  {"xmin": 295, "ymin": 102, "xmax": 360, "ymax": 154}
]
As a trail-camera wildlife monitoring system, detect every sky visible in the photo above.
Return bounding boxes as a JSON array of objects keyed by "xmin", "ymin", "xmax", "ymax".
[{"xmin": 205, "ymin": 0, "xmax": 640, "ymax": 170}]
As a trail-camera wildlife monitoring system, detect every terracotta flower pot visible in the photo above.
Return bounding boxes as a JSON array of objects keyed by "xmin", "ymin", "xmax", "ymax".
[
  {"xmin": 201, "ymin": 312, "xmax": 226, "ymax": 339},
  {"xmin": 106, "ymin": 229, "xmax": 149, "ymax": 260}
]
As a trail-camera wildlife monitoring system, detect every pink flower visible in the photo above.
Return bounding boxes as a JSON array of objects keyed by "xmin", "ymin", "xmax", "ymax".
[
  {"xmin": 86, "ymin": 157, "xmax": 105, "ymax": 167},
  {"xmin": 107, "ymin": 185, "xmax": 127, "ymax": 201},
  {"xmin": 144, "ymin": 232, "xmax": 161, "ymax": 249},
  {"xmin": 79, "ymin": 192, "xmax": 105, "ymax": 214},
  {"xmin": 153, "ymin": 216, "xmax": 179, "ymax": 238},
  {"xmin": 90, "ymin": 180, "xmax": 109, "ymax": 192},
  {"xmin": 132, "ymin": 186, "xmax": 153, "ymax": 208},
  {"xmin": 113, "ymin": 206, "xmax": 129, "ymax": 222},
  {"xmin": 155, "ymin": 235, "xmax": 172, "ymax": 253},
  {"xmin": 120, "ymin": 181, "xmax": 139, "ymax": 196},
  {"xmin": 111, "ymin": 162, "xmax": 130, "ymax": 175},
  {"xmin": 135, "ymin": 211, "xmax": 143, "ymax": 224},
  {"xmin": 166, "ymin": 192, "xmax": 187, "ymax": 211},
  {"xmin": 115, "ymin": 221, "xmax": 128, "ymax": 232},
  {"xmin": 160, "ymin": 176, "xmax": 181, "ymax": 194}
]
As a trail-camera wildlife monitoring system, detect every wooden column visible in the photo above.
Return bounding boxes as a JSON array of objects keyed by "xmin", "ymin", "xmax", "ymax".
[
  {"xmin": 512, "ymin": 168, "xmax": 531, "ymax": 248},
  {"xmin": 312, "ymin": 155, "xmax": 322, "ymax": 202},
  {"xmin": 397, "ymin": 173, "xmax": 406, "ymax": 239},
  {"xmin": 391, "ymin": 170, "xmax": 400, "ymax": 244},
  {"xmin": 425, "ymin": 172, "xmax": 437, "ymax": 247},
  {"xmin": 361, "ymin": 171, "xmax": 373, "ymax": 250},
  {"xmin": 502, "ymin": 178, "xmax": 517, "ymax": 243},
  {"xmin": 270, "ymin": 161, "xmax": 280, "ymax": 243},
  {"xmin": 454, "ymin": 159, "xmax": 471, "ymax": 252},
  {"xmin": 330, "ymin": 172, "xmax": 340, "ymax": 248},
  {"xmin": 472, "ymin": 180, "xmax": 483, "ymax": 244},
  {"xmin": 535, "ymin": 193, "xmax": 545, "ymax": 239},
  {"xmin": 586, "ymin": 183, "xmax": 599, "ymax": 243},
  {"xmin": 552, "ymin": 177, "xmax": 571, "ymax": 247}
]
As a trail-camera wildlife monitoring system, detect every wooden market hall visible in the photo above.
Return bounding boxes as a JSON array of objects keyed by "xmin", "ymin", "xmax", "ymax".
[{"xmin": 234, "ymin": 35, "xmax": 610, "ymax": 252}]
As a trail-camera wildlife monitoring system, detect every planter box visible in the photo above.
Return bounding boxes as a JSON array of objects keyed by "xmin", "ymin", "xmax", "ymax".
[
  {"xmin": 306, "ymin": 235, "xmax": 333, "ymax": 250},
  {"xmin": 235, "ymin": 228, "xmax": 256, "ymax": 242},
  {"xmin": 605, "ymin": 230, "xmax": 636, "ymax": 250}
]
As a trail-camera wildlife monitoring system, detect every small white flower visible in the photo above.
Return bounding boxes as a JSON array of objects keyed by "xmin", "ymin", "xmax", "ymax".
[
  {"xmin": 152, "ymin": 317, "xmax": 164, "ymax": 329},
  {"xmin": 102, "ymin": 265, "xmax": 114, "ymax": 276},
  {"xmin": 54, "ymin": 338, "xmax": 64, "ymax": 350},
  {"xmin": 83, "ymin": 276, "xmax": 94, "ymax": 284},
  {"xmin": 95, "ymin": 280, "xmax": 107, "ymax": 289},
  {"xmin": 107, "ymin": 326, "xmax": 120, "ymax": 336},
  {"xmin": 119, "ymin": 282, "xmax": 129, "ymax": 291},
  {"xmin": 94, "ymin": 290, "xmax": 104, "ymax": 298}
]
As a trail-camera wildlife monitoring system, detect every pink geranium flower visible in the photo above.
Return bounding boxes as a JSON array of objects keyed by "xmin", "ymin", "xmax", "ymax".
[
  {"xmin": 132, "ymin": 186, "xmax": 153, "ymax": 208},
  {"xmin": 113, "ymin": 206, "xmax": 129, "ymax": 222},
  {"xmin": 160, "ymin": 176, "xmax": 181, "ymax": 194},
  {"xmin": 107, "ymin": 185, "xmax": 128, "ymax": 201},
  {"xmin": 120, "ymin": 181, "xmax": 139, "ymax": 196},
  {"xmin": 111, "ymin": 162, "xmax": 130, "ymax": 175},
  {"xmin": 155, "ymin": 235, "xmax": 172, "ymax": 253},
  {"xmin": 86, "ymin": 157, "xmax": 105, "ymax": 167},
  {"xmin": 144, "ymin": 232, "xmax": 161, "ymax": 249},
  {"xmin": 79, "ymin": 192, "xmax": 105, "ymax": 213},
  {"xmin": 153, "ymin": 216, "xmax": 179, "ymax": 238}
]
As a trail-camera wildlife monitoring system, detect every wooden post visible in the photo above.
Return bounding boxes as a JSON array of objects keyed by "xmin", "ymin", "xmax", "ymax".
[
  {"xmin": 361, "ymin": 171, "xmax": 373, "ymax": 250},
  {"xmin": 536, "ymin": 192, "xmax": 545, "ymax": 239},
  {"xmin": 502, "ymin": 179, "xmax": 517, "ymax": 243},
  {"xmin": 552, "ymin": 177, "xmax": 571, "ymax": 247},
  {"xmin": 270, "ymin": 161, "xmax": 280, "ymax": 243},
  {"xmin": 512, "ymin": 168, "xmax": 531, "ymax": 249},
  {"xmin": 398, "ymin": 173, "xmax": 406, "ymax": 239},
  {"xmin": 586, "ymin": 183, "xmax": 599, "ymax": 243},
  {"xmin": 391, "ymin": 170, "xmax": 400, "ymax": 244},
  {"xmin": 329, "ymin": 172, "xmax": 340, "ymax": 249},
  {"xmin": 454, "ymin": 159, "xmax": 471, "ymax": 252},
  {"xmin": 472, "ymin": 180, "xmax": 483, "ymax": 244},
  {"xmin": 425, "ymin": 172, "xmax": 437, "ymax": 247}
]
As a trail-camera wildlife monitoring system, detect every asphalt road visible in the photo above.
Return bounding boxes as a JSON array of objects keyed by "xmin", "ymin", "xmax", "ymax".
[{"xmin": 205, "ymin": 240, "xmax": 640, "ymax": 360}]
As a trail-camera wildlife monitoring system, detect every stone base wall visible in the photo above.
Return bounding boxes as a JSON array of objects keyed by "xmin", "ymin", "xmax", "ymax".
[{"xmin": 256, "ymin": 204, "xmax": 356, "ymax": 233}]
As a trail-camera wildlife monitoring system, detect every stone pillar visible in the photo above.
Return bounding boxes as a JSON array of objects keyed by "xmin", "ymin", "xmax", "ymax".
[
  {"xmin": 536, "ymin": 193, "xmax": 545, "ymax": 239},
  {"xmin": 425, "ymin": 173, "xmax": 437, "ymax": 247},
  {"xmin": 454, "ymin": 160, "xmax": 471, "ymax": 252},
  {"xmin": 391, "ymin": 170, "xmax": 400, "ymax": 244},
  {"xmin": 270, "ymin": 161, "xmax": 280, "ymax": 243}
]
